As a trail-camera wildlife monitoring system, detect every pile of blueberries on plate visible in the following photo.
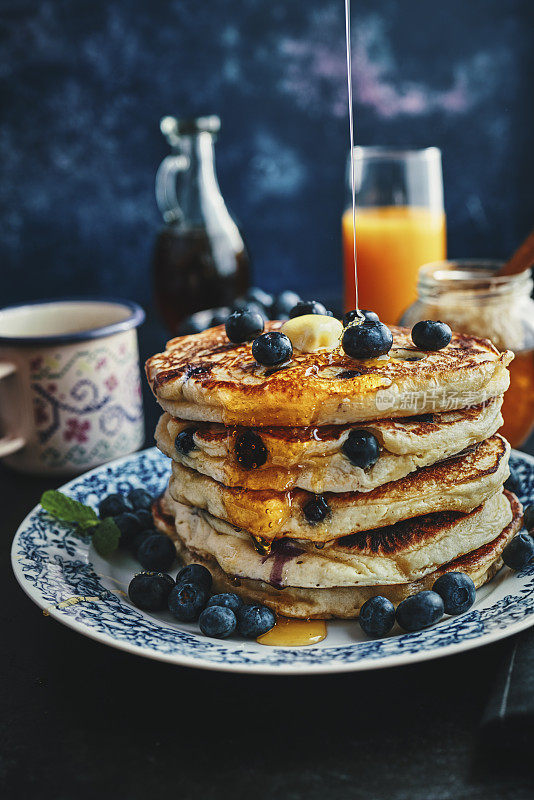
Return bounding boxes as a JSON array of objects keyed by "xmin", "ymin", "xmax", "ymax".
[
  {"xmin": 98, "ymin": 490, "xmax": 275, "ymax": 640},
  {"xmin": 360, "ymin": 501, "xmax": 534, "ymax": 637},
  {"xmin": 129, "ymin": 565, "xmax": 275, "ymax": 640},
  {"xmin": 99, "ymin": 490, "xmax": 177, "ymax": 572}
]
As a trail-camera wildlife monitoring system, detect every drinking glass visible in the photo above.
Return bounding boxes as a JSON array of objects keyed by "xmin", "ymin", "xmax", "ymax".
[{"xmin": 343, "ymin": 146, "xmax": 446, "ymax": 323}]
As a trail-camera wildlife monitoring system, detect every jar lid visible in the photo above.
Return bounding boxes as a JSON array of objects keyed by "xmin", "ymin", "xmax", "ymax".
[{"xmin": 418, "ymin": 260, "xmax": 533, "ymax": 297}]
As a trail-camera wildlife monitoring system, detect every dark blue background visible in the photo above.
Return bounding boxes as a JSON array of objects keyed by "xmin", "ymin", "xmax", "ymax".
[{"xmin": 2, "ymin": 0, "xmax": 533, "ymax": 308}]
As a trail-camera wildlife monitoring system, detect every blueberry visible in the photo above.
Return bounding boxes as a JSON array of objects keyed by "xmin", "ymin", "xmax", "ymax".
[
  {"xmin": 176, "ymin": 314, "xmax": 206, "ymax": 336},
  {"xmin": 272, "ymin": 290, "xmax": 301, "ymax": 319},
  {"xmin": 128, "ymin": 488, "xmax": 153, "ymax": 511},
  {"xmin": 176, "ymin": 563, "xmax": 213, "ymax": 592},
  {"xmin": 342, "ymin": 429, "xmax": 380, "ymax": 469},
  {"xmin": 245, "ymin": 287, "xmax": 273, "ymax": 313},
  {"xmin": 128, "ymin": 572, "xmax": 175, "ymax": 611},
  {"xmin": 252, "ymin": 332, "xmax": 293, "ymax": 367},
  {"xmin": 232, "ymin": 297, "xmax": 251, "ymax": 312},
  {"xmin": 210, "ymin": 307, "xmax": 232, "ymax": 327},
  {"xmin": 342, "ymin": 309, "xmax": 379, "ymax": 326},
  {"xmin": 98, "ymin": 494, "xmax": 131, "ymax": 518},
  {"xmin": 206, "ymin": 592, "xmax": 243, "ymax": 614},
  {"xmin": 232, "ymin": 300, "xmax": 268, "ymax": 321},
  {"xmin": 168, "ymin": 581, "xmax": 208, "ymax": 621},
  {"xmin": 342, "ymin": 320, "xmax": 393, "ymax": 360},
  {"xmin": 237, "ymin": 604, "xmax": 276, "ymax": 637},
  {"xmin": 130, "ymin": 528, "xmax": 155, "ymax": 557},
  {"xmin": 251, "ymin": 303, "xmax": 269, "ymax": 322},
  {"xmin": 225, "ymin": 309, "xmax": 264, "ymax": 344},
  {"xmin": 502, "ymin": 533, "xmax": 534, "ymax": 571},
  {"xmin": 303, "ymin": 494, "xmax": 330, "ymax": 524},
  {"xmin": 235, "ymin": 430, "xmax": 268, "ymax": 469},
  {"xmin": 432, "ymin": 572, "xmax": 476, "ymax": 615},
  {"xmin": 137, "ymin": 534, "xmax": 176, "ymax": 572},
  {"xmin": 396, "ymin": 591, "xmax": 444, "ymax": 632},
  {"xmin": 175, "ymin": 426, "xmax": 197, "ymax": 455},
  {"xmin": 134, "ymin": 509, "xmax": 153, "ymax": 530},
  {"xmin": 199, "ymin": 606, "xmax": 237, "ymax": 638},
  {"xmin": 289, "ymin": 300, "xmax": 328, "ymax": 318},
  {"xmin": 359, "ymin": 596, "xmax": 396, "ymax": 637},
  {"xmin": 411, "ymin": 320, "xmax": 452, "ymax": 351},
  {"xmin": 114, "ymin": 511, "xmax": 142, "ymax": 547},
  {"xmin": 523, "ymin": 503, "xmax": 534, "ymax": 532}
]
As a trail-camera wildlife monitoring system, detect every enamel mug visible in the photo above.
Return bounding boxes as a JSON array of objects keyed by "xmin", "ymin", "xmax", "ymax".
[{"xmin": 0, "ymin": 299, "xmax": 145, "ymax": 475}]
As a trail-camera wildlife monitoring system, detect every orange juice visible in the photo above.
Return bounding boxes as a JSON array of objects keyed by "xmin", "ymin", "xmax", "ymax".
[{"xmin": 343, "ymin": 206, "xmax": 446, "ymax": 323}]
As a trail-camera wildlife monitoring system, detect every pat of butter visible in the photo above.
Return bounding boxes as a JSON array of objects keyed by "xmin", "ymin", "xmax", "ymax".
[{"xmin": 281, "ymin": 314, "xmax": 343, "ymax": 353}]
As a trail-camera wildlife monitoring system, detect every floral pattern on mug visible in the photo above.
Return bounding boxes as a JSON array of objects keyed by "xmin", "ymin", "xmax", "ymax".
[
  {"xmin": 64, "ymin": 418, "xmax": 91, "ymax": 443},
  {"xmin": 28, "ymin": 332, "xmax": 144, "ymax": 471}
]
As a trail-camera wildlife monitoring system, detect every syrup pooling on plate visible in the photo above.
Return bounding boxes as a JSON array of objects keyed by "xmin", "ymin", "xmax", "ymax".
[{"xmin": 257, "ymin": 618, "xmax": 327, "ymax": 647}]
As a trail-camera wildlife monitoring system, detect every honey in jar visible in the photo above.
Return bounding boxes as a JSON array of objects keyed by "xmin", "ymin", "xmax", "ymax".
[{"xmin": 400, "ymin": 260, "xmax": 534, "ymax": 448}]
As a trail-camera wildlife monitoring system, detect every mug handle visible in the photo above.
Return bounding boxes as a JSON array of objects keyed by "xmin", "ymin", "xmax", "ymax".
[{"xmin": 0, "ymin": 362, "xmax": 26, "ymax": 457}]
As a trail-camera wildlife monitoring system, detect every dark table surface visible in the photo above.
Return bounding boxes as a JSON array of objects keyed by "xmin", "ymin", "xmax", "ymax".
[{"xmin": 2, "ymin": 320, "xmax": 534, "ymax": 800}]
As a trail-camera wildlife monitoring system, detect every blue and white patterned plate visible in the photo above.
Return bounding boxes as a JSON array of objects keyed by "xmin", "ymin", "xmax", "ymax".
[{"xmin": 11, "ymin": 447, "xmax": 534, "ymax": 675}]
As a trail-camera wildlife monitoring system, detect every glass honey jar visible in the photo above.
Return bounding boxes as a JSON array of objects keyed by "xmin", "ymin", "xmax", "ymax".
[{"xmin": 400, "ymin": 260, "xmax": 534, "ymax": 448}]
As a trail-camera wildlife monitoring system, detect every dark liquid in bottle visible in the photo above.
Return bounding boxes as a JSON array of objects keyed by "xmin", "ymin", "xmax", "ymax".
[{"xmin": 153, "ymin": 226, "xmax": 250, "ymax": 334}]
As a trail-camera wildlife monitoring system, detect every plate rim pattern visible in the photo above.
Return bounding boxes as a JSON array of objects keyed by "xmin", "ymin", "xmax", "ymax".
[{"xmin": 11, "ymin": 447, "xmax": 534, "ymax": 675}]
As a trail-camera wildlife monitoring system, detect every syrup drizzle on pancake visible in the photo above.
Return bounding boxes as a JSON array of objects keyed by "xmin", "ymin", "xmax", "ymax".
[{"xmin": 261, "ymin": 540, "xmax": 305, "ymax": 589}]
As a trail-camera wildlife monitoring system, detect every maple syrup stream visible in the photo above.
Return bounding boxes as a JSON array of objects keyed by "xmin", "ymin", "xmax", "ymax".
[{"xmin": 255, "ymin": 1, "xmax": 361, "ymax": 647}]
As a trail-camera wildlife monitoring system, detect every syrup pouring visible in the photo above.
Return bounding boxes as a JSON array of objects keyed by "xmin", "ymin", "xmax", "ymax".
[
  {"xmin": 344, "ymin": 0, "xmax": 364, "ymax": 326},
  {"xmin": 255, "ymin": 1, "xmax": 363, "ymax": 647}
]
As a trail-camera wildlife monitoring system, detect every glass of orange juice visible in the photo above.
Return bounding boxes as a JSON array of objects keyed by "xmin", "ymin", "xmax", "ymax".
[{"xmin": 343, "ymin": 147, "xmax": 446, "ymax": 323}]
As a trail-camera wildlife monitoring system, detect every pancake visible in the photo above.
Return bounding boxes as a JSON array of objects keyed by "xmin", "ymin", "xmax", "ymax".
[
  {"xmin": 160, "ymin": 487, "xmax": 512, "ymax": 587},
  {"xmin": 153, "ymin": 491, "xmax": 522, "ymax": 619},
  {"xmin": 155, "ymin": 397, "xmax": 504, "ymax": 493},
  {"xmin": 167, "ymin": 434, "xmax": 510, "ymax": 544},
  {"xmin": 146, "ymin": 322, "xmax": 512, "ymax": 426}
]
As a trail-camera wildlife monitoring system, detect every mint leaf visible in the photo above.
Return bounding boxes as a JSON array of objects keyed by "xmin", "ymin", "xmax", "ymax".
[
  {"xmin": 92, "ymin": 517, "xmax": 121, "ymax": 558},
  {"xmin": 41, "ymin": 490, "xmax": 99, "ymax": 530},
  {"xmin": 40, "ymin": 489, "xmax": 120, "ymax": 559}
]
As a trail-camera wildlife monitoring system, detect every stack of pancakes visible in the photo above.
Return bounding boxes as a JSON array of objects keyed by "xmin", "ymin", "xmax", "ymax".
[{"xmin": 146, "ymin": 322, "xmax": 522, "ymax": 619}]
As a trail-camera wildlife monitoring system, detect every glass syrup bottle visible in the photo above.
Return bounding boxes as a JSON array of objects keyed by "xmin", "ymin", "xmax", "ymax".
[{"xmin": 152, "ymin": 115, "xmax": 250, "ymax": 334}]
